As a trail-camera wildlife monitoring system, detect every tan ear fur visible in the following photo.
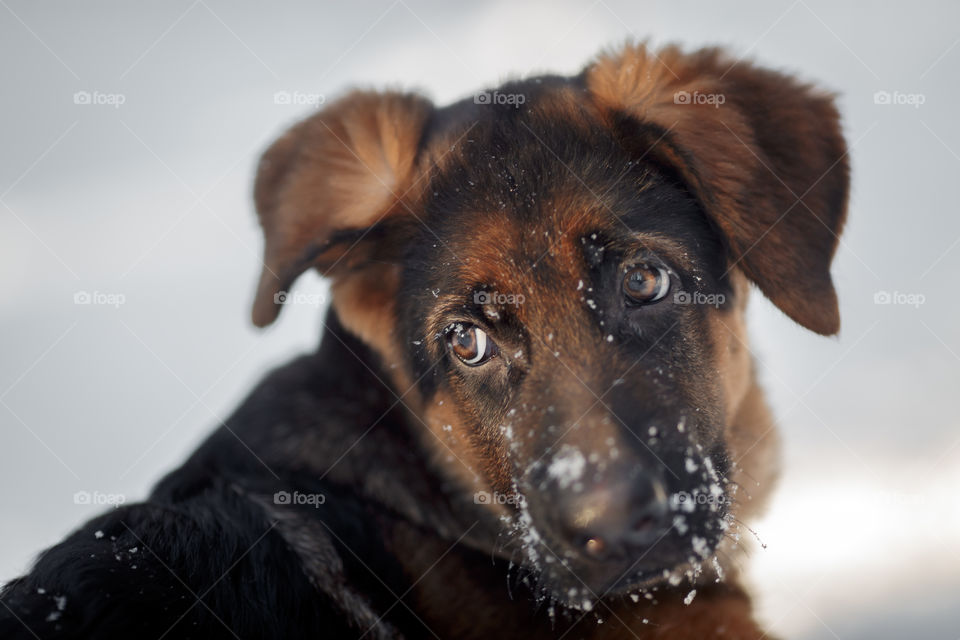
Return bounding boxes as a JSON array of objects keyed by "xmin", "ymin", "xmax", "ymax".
[
  {"xmin": 251, "ymin": 90, "xmax": 432, "ymax": 327},
  {"xmin": 586, "ymin": 43, "xmax": 849, "ymax": 335}
]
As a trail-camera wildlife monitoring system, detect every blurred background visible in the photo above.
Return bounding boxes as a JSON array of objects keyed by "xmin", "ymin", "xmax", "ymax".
[{"xmin": 1, "ymin": 1, "xmax": 958, "ymax": 637}]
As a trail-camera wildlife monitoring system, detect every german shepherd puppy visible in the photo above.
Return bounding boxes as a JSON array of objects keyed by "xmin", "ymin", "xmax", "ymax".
[{"xmin": 0, "ymin": 42, "xmax": 847, "ymax": 639}]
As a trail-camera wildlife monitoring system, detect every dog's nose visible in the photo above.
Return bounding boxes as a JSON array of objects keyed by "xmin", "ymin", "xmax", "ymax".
[{"xmin": 557, "ymin": 475, "xmax": 669, "ymax": 558}]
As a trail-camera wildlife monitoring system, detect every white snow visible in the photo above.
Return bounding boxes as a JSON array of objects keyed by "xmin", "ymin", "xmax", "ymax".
[{"xmin": 547, "ymin": 445, "xmax": 586, "ymax": 489}]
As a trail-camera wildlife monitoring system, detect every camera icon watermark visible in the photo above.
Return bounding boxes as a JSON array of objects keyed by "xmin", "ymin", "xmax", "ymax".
[
  {"xmin": 673, "ymin": 290, "xmax": 725, "ymax": 308},
  {"xmin": 273, "ymin": 290, "xmax": 326, "ymax": 307},
  {"xmin": 73, "ymin": 90, "xmax": 126, "ymax": 108},
  {"xmin": 273, "ymin": 90, "xmax": 325, "ymax": 108},
  {"xmin": 273, "ymin": 490, "xmax": 326, "ymax": 508},
  {"xmin": 673, "ymin": 90, "xmax": 725, "ymax": 108},
  {"xmin": 873, "ymin": 90, "xmax": 925, "ymax": 108},
  {"xmin": 670, "ymin": 490, "xmax": 730, "ymax": 512},
  {"xmin": 73, "ymin": 490, "xmax": 126, "ymax": 507},
  {"xmin": 473, "ymin": 91, "xmax": 526, "ymax": 108},
  {"xmin": 473, "ymin": 290, "xmax": 525, "ymax": 306},
  {"xmin": 873, "ymin": 290, "xmax": 925, "ymax": 308},
  {"xmin": 74, "ymin": 290, "xmax": 126, "ymax": 308}
]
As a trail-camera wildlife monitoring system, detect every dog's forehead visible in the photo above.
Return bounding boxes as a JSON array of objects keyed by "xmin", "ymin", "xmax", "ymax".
[
  {"xmin": 421, "ymin": 113, "xmax": 645, "ymax": 272},
  {"xmin": 411, "ymin": 89, "xmax": 722, "ymax": 332},
  {"xmin": 451, "ymin": 197, "xmax": 606, "ymax": 275}
]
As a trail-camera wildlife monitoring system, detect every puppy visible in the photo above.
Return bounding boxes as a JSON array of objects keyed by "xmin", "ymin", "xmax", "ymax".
[{"xmin": 0, "ymin": 42, "xmax": 847, "ymax": 639}]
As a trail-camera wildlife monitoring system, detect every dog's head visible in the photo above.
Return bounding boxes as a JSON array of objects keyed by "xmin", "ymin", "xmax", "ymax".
[{"xmin": 250, "ymin": 44, "xmax": 848, "ymax": 607}]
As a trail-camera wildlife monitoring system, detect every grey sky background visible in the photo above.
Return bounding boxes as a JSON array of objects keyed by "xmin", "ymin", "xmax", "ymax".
[{"xmin": 1, "ymin": 2, "xmax": 958, "ymax": 638}]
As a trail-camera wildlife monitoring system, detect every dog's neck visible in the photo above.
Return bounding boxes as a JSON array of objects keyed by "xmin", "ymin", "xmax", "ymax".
[{"xmin": 297, "ymin": 310, "xmax": 506, "ymax": 548}]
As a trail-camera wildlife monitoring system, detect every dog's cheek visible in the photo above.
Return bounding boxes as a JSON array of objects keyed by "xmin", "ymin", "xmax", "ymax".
[
  {"xmin": 708, "ymin": 271, "xmax": 781, "ymax": 520},
  {"xmin": 331, "ymin": 264, "xmax": 412, "ymax": 389},
  {"xmin": 420, "ymin": 390, "xmax": 516, "ymax": 510},
  {"xmin": 707, "ymin": 271, "xmax": 753, "ymax": 427}
]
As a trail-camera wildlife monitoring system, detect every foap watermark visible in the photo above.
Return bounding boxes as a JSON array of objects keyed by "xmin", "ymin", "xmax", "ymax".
[
  {"xmin": 671, "ymin": 490, "xmax": 730, "ymax": 509},
  {"xmin": 474, "ymin": 490, "xmax": 526, "ymax": 506},
  {"xmin": 273, "ymin": 490, "xmax": 326, "ymax": 508},
  {"xmin": 673, "ymin": 90, "xmax": 725, "ymax": 108},
  {"xmin": 274, "ymin": 290, "xmax": 325, "ymax": 308},
  {"xmin": 873, "ymin": 90, "xmax": 925, "ymax": 108},
  {"xmin": 73, "ymin": 90, "xmax": 126, "ymax": 108},
  {"xmin": 273, "ymin": 90, "xmax": 325, "ymax": 108},
  {"xmin": 874, "ymin": 290, "xmax": 925, "ymax": 308},
  {"xmin": 474, "ymin": 91, "xmax": 526, "ymax": 108},
  {"xmin": 673, "ymin": 290, "xmax": 725, "ymax": 308},
  {"xmin": 73, "ymin": 490, "xmax": 126, "ymax": 507},
  {"xmin": 474, "ymin": 290, "xmax": 525, "ymax": 306},
  {"xmin": 74, "ymin": 290, "xmax": 126, "ymax": 308}
]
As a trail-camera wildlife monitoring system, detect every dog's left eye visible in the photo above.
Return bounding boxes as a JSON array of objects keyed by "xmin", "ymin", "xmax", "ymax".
[
  {"xmin": 623, "ymin": 265, "xmax": 671, "ymax": 304},
  {"xmin": 448, "ymin": 325, "xmax": 498, "ymax": 366}
]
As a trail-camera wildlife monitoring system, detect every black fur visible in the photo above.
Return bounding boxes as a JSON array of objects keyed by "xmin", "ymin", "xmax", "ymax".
[
  {"xmin": 0, "ymin": 317, "xmax": 508, "ymax": 639},
  {"xmin": 3, "ymin": 73, "xmax": 759, "ymax": 640}
]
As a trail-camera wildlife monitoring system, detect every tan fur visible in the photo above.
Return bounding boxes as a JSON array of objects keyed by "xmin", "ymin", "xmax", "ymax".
[
  {"xmin": 330, "ymin": 263, "xmax": 409, "ymax": 384},
  {"xmin": 706, "ymin": 270, "xmax": 780, "ymax": 576},
  {"xmin": 251, "ymin": 90, "xmax": 432, "ymax": 327},
  {"xmin": 586, "ymin": 43, "xmax": 849, "ymax": 335},
  {"xmin": 248, "ymin": 41, "xmax": 847, "ymax": 639},
  {"xmin": 418, "ymin": 395, "xmax": 517, "ymax": 510},
  {"xmin": 393, "ymin": 519, "xmax": 766, "ymax": 640}
]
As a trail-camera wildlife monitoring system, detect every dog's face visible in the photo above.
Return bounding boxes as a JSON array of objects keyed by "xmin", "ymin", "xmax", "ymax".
[
  {"xmin": 249, "ymin": 45, "xmax": 848, "ymax": 607},
  {"xmin": 397, "ymin": 120, "xmax": 735, "ymax": 598}
]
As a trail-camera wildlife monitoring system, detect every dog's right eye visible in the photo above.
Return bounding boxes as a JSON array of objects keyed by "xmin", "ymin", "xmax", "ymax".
[
  {"xmin": 622, "ymin": 265, "xmax": 670, "ymax": 305},
  {"xmin": 447, "ymin": 325, "xmax": 498, "ymax": 366}
]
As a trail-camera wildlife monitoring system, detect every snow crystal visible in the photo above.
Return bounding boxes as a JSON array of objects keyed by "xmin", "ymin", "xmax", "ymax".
[
  {"xmin": 712, "ymin": 556, "xmax": 725, "ymax": 582},
  {"xmin": 673, "ymin": 515, "xmax": 688, "ymax": 535},
  {"xmin": 684, "ymin": 589, "xmax": 697, "ymax": 605},
  {"xmin": 691, "ymin": 536, "xmax": 709, "ymax": 559},
  {"xmin": 547, "ymin": 445, "xmax": 586, "ymax": 489}
]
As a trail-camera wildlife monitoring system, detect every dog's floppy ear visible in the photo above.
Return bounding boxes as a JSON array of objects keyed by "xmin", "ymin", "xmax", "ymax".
[
  {"xmin": 586, "ymin": 44, "xmax": 849, "ymax": 335},
  {"xmin": 251, "ymin": 90, "xmax": 432, "ymax": 327}
]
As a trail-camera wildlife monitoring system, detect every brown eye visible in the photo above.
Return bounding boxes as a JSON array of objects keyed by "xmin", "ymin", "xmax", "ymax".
[
  {"xmin": 623, "ymin": 265, "xmax": 670, "ymax": 304},
  {"xmin": 447, "ymin": 324, "xmax": 498, "ymax": 366}
]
